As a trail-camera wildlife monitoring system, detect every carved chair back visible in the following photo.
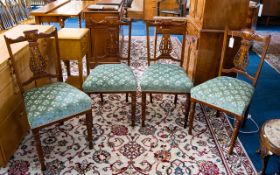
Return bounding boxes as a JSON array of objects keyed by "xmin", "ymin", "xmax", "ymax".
[
  {"xmin": 219, "ymin": 28, "xmax": 271, "ymax": 87},
  {"xmin": 87, "ymin": 16, "xmax": 132, "ymax": 66},
  {"xmin": 4, "ymin": 29, "xmax": 62, "ymax": 94},
  {"xmin": 145, "ymin": 18, "xmax": 187, "ymax": 66}
]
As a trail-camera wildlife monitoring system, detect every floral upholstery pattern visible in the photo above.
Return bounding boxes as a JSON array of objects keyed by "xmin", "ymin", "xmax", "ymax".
[
  {"xmin": 191, "ymin": 76, "xmax": 254, "ymax": 116},
  {"xmin": 264, "ymin": 119, "xmax": 280, "ymax": 148},
  {"xmin": 24, "ymin": 82, "xmax": 92, "ymax": 129},
  {"xmin": 82, "ymin": 64, "xmax": 137, "ymax": 92},
  {"xmin": 140, "ymin": 63, "xmax": 193, "ymax": 93}
]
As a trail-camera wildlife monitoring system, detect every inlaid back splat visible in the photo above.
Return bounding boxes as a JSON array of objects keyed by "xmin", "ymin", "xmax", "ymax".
[
  {"xmin": 4, "ymin": 29, "xmax": 62, "ymax": 93},
  {"xmin": 24, "ymin": 30, "xmax": 48, "ymax": 76},
  {"xmin": 219, "ymin": 28, "xmax": 271, "ymax": 87}
]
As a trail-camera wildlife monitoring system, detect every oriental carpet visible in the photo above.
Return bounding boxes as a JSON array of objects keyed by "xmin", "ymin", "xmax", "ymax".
[
  {"xmin": 0, "ymin": 37, "xmax": 257, "ymax": 175},
  {"xmin": 253, "ymin": 31, "xmax": 280, "ymax": 73}
]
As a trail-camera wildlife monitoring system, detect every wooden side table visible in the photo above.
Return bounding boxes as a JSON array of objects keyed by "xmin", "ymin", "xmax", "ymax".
[
  {"xmin": 58, "ymin": 28, "xmax": 91, "ymax": 89},
  {"xmin": 259, "ymin": 119, "xmax": 280, "ymax": 175}
]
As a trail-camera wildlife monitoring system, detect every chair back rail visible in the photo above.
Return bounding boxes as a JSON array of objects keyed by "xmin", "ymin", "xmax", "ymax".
[
  {"xmin": 219, "ymin": 27, "xmax": 271, "ymax": 87},
  {"xmin": 4, "ymin": 29, "xmax": 63, "ymax": 94},
  {"xmin": 86, "ymin": 16, "xmax": 132, "ymax": 66},
  {"xmin": 145, "ymin": 18, "xmax": 187, "ymax": 66}
]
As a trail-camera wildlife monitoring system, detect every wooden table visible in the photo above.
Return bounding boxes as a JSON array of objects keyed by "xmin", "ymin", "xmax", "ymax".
[
  {"xmin": 259, "ymin": 119, "xmax": 280, "ymax": 175},
  {"xmin": 30, "ymin": 0, "xmax": 94, "ymax": 28}
]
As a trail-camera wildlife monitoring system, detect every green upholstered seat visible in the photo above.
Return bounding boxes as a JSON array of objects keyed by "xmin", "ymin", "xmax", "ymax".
[
  {"xmin": 140, "ymin": 63, "xmax": 193, "ymax": 93},
  {"xmin": 23, "ymin": 82, "xmax": 92, "ymax": 129},
  {"xmin": 191, "ymin": 76, "xmax": 254, "ymax": 116},
  {"xmin": 82, "ymin": 64, "xmax": 137, "ymax": 92}
]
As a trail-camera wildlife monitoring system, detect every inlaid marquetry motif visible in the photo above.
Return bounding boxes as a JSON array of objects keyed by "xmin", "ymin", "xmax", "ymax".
[
  {"xmin": 24, "ymin": 30, "xmax": 48, "ymax": 76},
  {"xmin": 106, "ymin": 25, "xmax": 119, "ymax": 57},
  {"xmin": 159, "ymin": 29, "xmax": 173, "ymax": 59},
  {"xmin": 233, "ymin": 39, "xmax": 251, "ymax": 70}
]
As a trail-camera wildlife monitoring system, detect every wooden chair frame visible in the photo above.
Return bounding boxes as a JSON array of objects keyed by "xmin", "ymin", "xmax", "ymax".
[
  {"xmin": 4, "ymin": 29, "xmax": 93, "ymax": 170},
  {"xmin": 187, "ymin": 27, "xmax": 271, "ymax": 154},
  {"xmin": 85, "ymin": 16, "xmax": 136, "ymax": 127},
  {"xmin": 141, "ymin": 18, "xmax": 196, "ymax": 127}
]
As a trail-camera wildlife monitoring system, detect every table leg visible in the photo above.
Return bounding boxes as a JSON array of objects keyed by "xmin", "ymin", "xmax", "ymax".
[
  {"xmin": 78, "ymin": 61, "xmax": 83, "ymax": 89},
  {"xmin": 59, "ymin": 17, "xmax": 65, "ymax": 28},
  {"xmin": 259, "ymin": 147, "xmax": 270, "ymax": 175},
  {"xmin": 78, "ymin": 15, "xmax": 82, "ymax": 28}
]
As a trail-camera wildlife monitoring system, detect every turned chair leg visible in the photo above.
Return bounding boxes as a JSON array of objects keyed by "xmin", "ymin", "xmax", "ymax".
[
  {"xmin": 184, "ymin": 93, "xmax": 190, "ymax": 128},
  {"xmin": 228, "ymin": 118, "xmax": 241, "ymax": 154},
  {"xmin": 32, "ymin": 129, "xmax": 46, "ymax": 171},
  {"xmin": 187, "ymin": 101, "xmax": 196, "ymax": 133},
  {"xmin": 131, "ymin": 92, "xmax": 136, "ymax": 127},
  {"xmin": 142, "ymin": 93, "xmax": 146, "ymax": 127},
  {"xmin": 86, "ymin": 110, "xmax": 93, "ymax": 149}
]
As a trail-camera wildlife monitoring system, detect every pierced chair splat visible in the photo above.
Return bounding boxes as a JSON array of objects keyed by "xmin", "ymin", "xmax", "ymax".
[
  {"xmin": 186, "ymin": 28, "xmax": 271, "ymax": 154},
  {"xmin": 82, "ymin": 16, "xmax": 137, "ymax": 127},
  {"xmin": 4, "ymin": 29, "xmax": 93, "ymax": 171}
]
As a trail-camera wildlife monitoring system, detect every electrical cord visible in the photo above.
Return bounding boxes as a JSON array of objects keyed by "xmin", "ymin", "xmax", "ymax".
[{"xmin": 225, "ymin": 114, "xmax": 260, "ymax": 134}]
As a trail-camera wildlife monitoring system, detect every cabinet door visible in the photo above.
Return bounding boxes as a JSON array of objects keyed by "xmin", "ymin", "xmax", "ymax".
[{"xmin": 144, "ymin": 0, "xmax": 157, "ymax": 20}]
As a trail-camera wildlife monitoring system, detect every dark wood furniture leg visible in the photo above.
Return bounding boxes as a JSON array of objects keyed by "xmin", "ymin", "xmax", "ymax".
[
  {"xmin": 259, "ymin": 147, "xmax": 270, "ymax": 175},
  {"xmin": 131, "ymin": 92, "xmax": 136, "ymax": 127},
  {"xmin": 228, "ymin": 118, "xmax": 241, "ymax": 154},
  {"xmin": 187, "ymin": 101, "xmax": 196, "ymax": 133},
  {"xmin": 174, "ymin": 94, "xmax": 178, "ymax": 105},
  {"xmin": 184, "ymin": 93, "xmax": 190, "ymax": 128},
  {"xmin": 142, "ymin": 93, "xmax": 146, "ymax": 127},
  {"xmin": 86, "ymin": 110, "xmax": 93, "ymax": 149},
  {"xmin": 32, "ymin": 129, "xmax": 46, "ymax": 171}
]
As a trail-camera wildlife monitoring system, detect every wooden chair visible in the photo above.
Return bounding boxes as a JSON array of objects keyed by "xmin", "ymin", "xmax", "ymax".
[
  {"xmin": 187, "ymin": 28, "xmax": 271, "ymax": 154},
  {"xmin": 140, "ymin": 17, "xmax": 196, "ymax": 127},
  {"xmin": 82, "ymin": 17, "xmax": 137, "ymax": 127},
  {"xmin": 4, "ymin": 29, "xmax": 93, "ymax": 171},
  {"xmin": 157, "ymin": 0, "xmax": 187, "ymax": 17}
]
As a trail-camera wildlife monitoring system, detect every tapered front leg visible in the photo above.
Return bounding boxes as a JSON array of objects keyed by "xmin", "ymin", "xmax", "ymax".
[
  {"xmin": 228, "ymin": 118, "xmax": 241, "ymax": 154},
  {"xmin": 32, "ymin": 129, "xmax": 46, "ymax": 171},
  {"xmin": 188, "ymin": 100, "xmax": 196, "ymax": 133},
  {"xmin": 131, "ymin": 92, "xmax": 136, "ymax": 127},
  {"xmin": 184, "ymin": 93, "xmax": 190, "ymax": 128},
  {"xmin": 86, "ymin": 110, "xmax": 93, "ymax": 149}
]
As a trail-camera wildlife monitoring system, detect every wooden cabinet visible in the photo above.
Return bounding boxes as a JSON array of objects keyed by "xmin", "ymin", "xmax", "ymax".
[
  {"xmin": 0, "ymin": 25, "xmax": 54, "ymax": 167},
  {"xmin": 144, "ymin": 0, "xmax": 157, "ymax": 20},
  {"xmin": 83, "ymin": 7, "xmax": 122, "ymax": 65},
  {"xmin": 185, "ymin": 0, "xmax": 256, "ymax": 84}
]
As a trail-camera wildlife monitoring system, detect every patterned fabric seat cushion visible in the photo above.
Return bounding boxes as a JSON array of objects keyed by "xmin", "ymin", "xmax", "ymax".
[
  {"xmin": 191, "ymin": 76, "xmax": 254, "ymax": 116},
  {"xmin": 140, "ymin": 63, "xmax": 193, "ymax": 93},
  {"xmin": 82, "ymin": 64, "xmax": 137, "ymax": 92},
  {"xmin": 24, "ymin": 82, "xmax": 92, "ymax": 129}
]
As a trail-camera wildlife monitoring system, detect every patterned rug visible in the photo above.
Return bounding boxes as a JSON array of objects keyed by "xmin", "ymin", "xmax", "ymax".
[
  {"xmin": 0, "ymin": 36, "xmax": 257, "ymax": 175},
  {"xmin": 253, "ymin": 31, "xmax": 280, "ymax": 73}
]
